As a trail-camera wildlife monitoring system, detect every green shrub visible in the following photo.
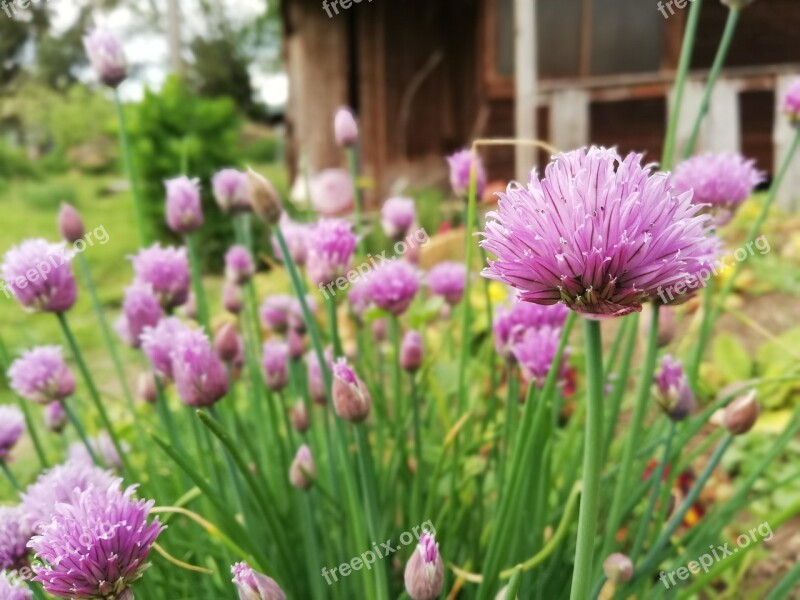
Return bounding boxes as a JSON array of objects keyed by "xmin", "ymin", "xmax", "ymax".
[{"xmin": 0, "ymin": 139, "xmax": 39, "ymax": 180}]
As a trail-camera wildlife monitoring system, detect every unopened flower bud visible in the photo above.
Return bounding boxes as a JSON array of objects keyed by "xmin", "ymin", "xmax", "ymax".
[
  {"xmin": 225, "ymin": 245, "xmax": 255, "ymax": 285},
  {"xmin": 287, "ymin": 328, "xmax": 305, "ymax": 360},
  {"xmin": 58, "ymin": 203, "xmax": 85, "ymax": 243},
  {"xmin": 262, "ymin": 341, "xmax": 289, "ymax": 392},
  {"xmin": 183, "ymin": 293, "xmax": 198, "ymax": 321},
  {"xmin": 603, "ymin": 553, "xmax": 633, "ymax": 584},
  {"xmin": 223, "ymin": 281, "xmax": 243, "ymax": 314},
  {"xmin": 165, "ymin": 176, "xmax": 203, "ymax": 234},
  {"xmin": 723, "ymin": 390, "xmax": 759, "ymax": 435},
  {"xmin": 83, "ymin": 29, "xmax": 127, "ymax": 88},
  {"xmin": 400, "ymin": 330, "xmax": 424, "ymax": 372},
  {"xmin": 215, "ymin": 323, "xmax": 242, "ymax": 364},
  {"xmin": 783, "ymin": 77, "xmax": 800, "ymax": 128},
  {"xmin": 289, "ymin": 444, "xmax": 315, "ymax": 490},
  {"xmin": 404, "ymin": 532, "xmax": 444, "ymax": 600},
  {"xmin": 332, "ymin": 358, "xmax": 371, "ymax": 422},
  {"xmin": 641, "ymin": 306, "xmax": 675, "ymax": 347},
  {"xmin": 137, "ymin": 372, "xmax": 158, "ymax": 404},
  {"xmin": 248, "ymin": 168, "xmax": 282, "ymax": 225},
  {"xmin": 334, "ymin": 107, "xmax": 358, "ymax": 147},
  {"xmin": 231, "ymin": 562, "xmax": 286, "ymax": 600},
  {"xmin": 290, "ymin": 401, "xmax": 310, "ymax": 433},
  {"xmin": 654, "ymin": 355, "xmax": 695, "ymax": 421},
  {"xmin": 44, "ymin": 401, "xmax": 68, "ymax": 433}
]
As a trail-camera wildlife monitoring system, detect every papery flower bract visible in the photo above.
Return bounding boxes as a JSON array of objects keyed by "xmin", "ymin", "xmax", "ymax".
[
  {"xmin": 306, "ymin": 219, "xmax": 357, "ymax": 287},
  {"xmin": 723, "ymin": 390, "xmax": 759, "ymax": 435},
  {"xmin": 381, "ymin": 197, "xmax": 416, "ymax": 241},
  {"xmin": 482, "ymin": 147, "xmax": 719, "ymax": 317},
  {"xmin": 83, "ymin": 29, "xmax": 127, "ymax": 88},
  {"xmin": 427, "ymin": 261, "xmax": 468, "ymax": 306},
  {"xmin": 783, "ymin": 77, "xmax": 800, "ymax": 127},
  {"xmin": 262, "ymin": 341, "xmax": 289, "ymax": 392},
  {"xmin": 289, "ymin": 445, "xmax": 316, "ymax": 490},
  {"xmin": 115, "ymin": 283, "xmax": 164, "ymax": 348},
  {"xmin": 260, "ymin": 295, "xmax": 294, "ymax": 334},
  {"xmin": 310, "ymin": 169, "xmax": 354, "ymax": 216},
  {"xmin": 225, "ymin": 245, "xmax": 255, "ymax": 285},
  {"xmin": 172, "ymin": 328, "xmax": 229, "ymax": 407},
  {"xmin": 213, "ymin": 168, "xmax": 250, "ymax": 214},
  {"xmin": 29, "ymin": 482, "xmax": 164, "ymax": 600},
  {"xmin": 20, "ymin": 460, "xmax": 116, "ymax": 533},
  {"xmin": 8, "ymin": 346, "xmax": 76, "ymax": 405},
  {"xmin": 0, "ymin": 506, "xmax": 30, "ymax": 570},
  {"xmin": 0, "ymin": 573, "xmax": 31, "ymax": 600},
  {"xmin": 404, "ymin": 532, "xmax": 444, "ymax": 600},
  {"xmin": 654, "ymin": 355, "xmax": 695, "ymax": 421},
  {"xmin": 673, "ymin": 153, "xmax": 764, "ymax": 226},
  {"xmin": 231, "ymin": 561, "xmax": 286, "ymax": 600},
  {"xmin": 1, "ymin": 239, "xmax": 77, "ymax": 313},
  {"xmin": 447, "ymin": 149, "xmax": 486, "ymax": 199},
  {"xmin": 140, "ymin": 317, "xmax": 187, "ymax": 380},
  {"xmin": 58, "ymin": 203, "xmax": 85, "ymax": 244},
  {"xmin": 510, "ymin": 326, "xmax": 569, "ymax": 387},
  {"xmin": 365, "ymin": 260, "xmax": 420, "ymax": 316},
  {"xmin": 248, "ymin": 168, "xmax": 282, "ymax": 226},
  {"xmin": 130, "ymin": 244, "xmax": 191, "ymax": 310},
  {"xmin": 44, "ymin": 401, "xmax": 68, "ymax": 433},
  {"xmin": 0, "ymin": 406, "xmax": 25, "ymax": 462},
  {"xmin": 272, "ymin": 213, "xmax": 310, "ymax": 266},
  {"xmin": 334, "ymin": 107, "xmax": 359, "ymax": 147},
  {"xmin": 400, "ymin": 330, "xmax": 424, "ymax": 372},
  {"xmin": 165, "ymin": 176, "xmax": 203, "ymax": 234},
  {"xmin": 332, "ymin": 358, "xmax": 371, "ymax": 422}
]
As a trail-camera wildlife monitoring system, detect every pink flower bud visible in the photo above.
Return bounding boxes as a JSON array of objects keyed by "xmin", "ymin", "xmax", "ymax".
[
  {"xmin": 44, "ymin": 401, "xmax": 68, "ymax": 433},
  {"xmin": 603, "ymin": 553, "xmax": 633, "ymax": 583},
  {"xmin": 332, "ymin": 358, "xmax": 371, "ymax": 422},
  {"xmin": 262, "ymin": 341, "xmax": 289, "ymax": 392},
  {"xmin": 289, "ymin": 444, "xmax": 315, "ymax": 490},
  {"xmin": 723, "ymin": 390, "xmax": 759, "ymax": 435},
  {"xmin": 137, "ymin": 372, "xmax": 158, "ymax": 404},
  {"xmin": 404, "ymin": 533, "xmax": 444, "ymax": 600},
  {"xmin": 334, "ymin": 107, "xmax": 359, "ymax": 146},
  {"xmin": 165, "ymin": 176, "xmax": 203, "ymax": 234},
  {"xmin": 215, "ymin": 323, "xmax": 242, "ymax": 364},
  {"xmin": 287, "ymin": 328, "xmax": 306, "ymax": 360},
  {"xmin": 290, "ymin": 401, "xmax": 310, "ymax": 434},
  {"xmin": 400, "ymin": 330, "xmax": 424, "ymax": 372},
  {"xmin": 83, "ymin": 29, "xmax": 127, "ymax": 88},
  {"xmin": 231, "ymin": 562, "xmax": 286, "ymax": 600},
  {"xmin": 223, "ymin": 281, "xmax": 243, "ymax": 314},
  {"xmin": 248, "ymin": 168, "xmax": 282, "ymax": 225},
  {"xmin": 58, "ymin": 203, "xmax": 85, "ymax": 243}
]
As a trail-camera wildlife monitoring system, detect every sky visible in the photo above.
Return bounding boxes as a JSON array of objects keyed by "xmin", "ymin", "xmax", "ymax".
[{"xmin": 50, "ymin": 0, "xmax": 287, "ymax": 106}]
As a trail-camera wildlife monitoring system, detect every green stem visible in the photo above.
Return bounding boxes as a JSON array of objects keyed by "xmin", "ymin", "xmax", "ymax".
[
  {"xmin": 114, "ymin": 90, "xmax": 148, "ymax": 247},
  {"xmin": 601, "ymin": 313, "xmax": 639, "ymax": 463},
  {"xmin": 61, "ymin": 399, "xmax": 99, "ymax": 463},
  {"xmin": 325, "ymin": 294, "xmax": 343, "ymax": 357},
  {"xmin": 569, "ymin": 319, "xmax": 604, "ymax": 600},
  {"xmin": 346, "ymin": 146, "xmax": 364, "ymax": 255},
  {"xmin": 56, "ymin": 312, "xmax": 132, "ymax": 476},
  {"xmin": 499, "ymin": 363, "xmax": 518, "ymax": 491},
  {"xmin": 599, "ymin": 305, "xmax": 659, "ymax": 563},
  {"xmin": 661, "ymin": 0, "xmax": 704, "ymax": 170},
  {"xmin": 457, "ymin": 153, "xmax": 479, "ymax": 413},
  {"xmin": 185, "ymin": 233, "xmax": 210, "ymax": 332},
  {"xmin": 410, "ymin": 374, "xmax": 424, "ymax": 523},
  {"xmin": 1, "ymin": 461, "xmax": 20, "ymax": 490},
  {"xmin": 683, "ymin": 8, "xmax": 741, "ymax": 159}
]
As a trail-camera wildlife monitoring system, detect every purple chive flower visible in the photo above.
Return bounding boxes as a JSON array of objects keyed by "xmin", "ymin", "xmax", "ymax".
[
  {"xmin": 213, "ymin": 168, "xmax": 250, "ymax": 214},
  {"xmin": 29, "ymin": 482, "xmax": 164, "ymax": 600},
  {"xmin": 287, "ymin": 328, "xmax": 306, "ymax": 360},
  {"xmin": 225, "ymin": 245, "xmax": 255, "ymax": 285},
  {"xmin": 115, "ymin": 283, "xmax": 164, "ymax": 348},
  {"xmin": 332, "ymin": 358, "xmax": 371, "ymax": 422},
  {"xmin": 130, "ymin": 244, "xmax": 191, "ymax": 310},
  {"xmin": 381, "ymin": 197, "xmax": 416, "ymax": 241},
  {"xmin": 334, "ymin": 107, "xmax": 359, "ymax": 147},
  {"xmin": 427, "ymin": 261, "xmax": 468, "ymax": 306},
  {"xmin": 482, "ymin": 147, "xmax": 720, "ymax": 318},
  {"xmin": 260, "ymin": 295, "xmax": 294, "ymax": 333},
  {"xmin": 83, "ymin": 29, "xmax": 127, "ymax": 88},
  {"xmin": 493, "ymin": 300, "xmax": 570, "ymax": 360},
  {"xmin": 673, "ymin": 153, "xmax": 765, "ymax": 226},
  {"xmin": 172, "ymin": 327, "xmax": 229, "ymax": 406},
  {"xmin": 223, "ymin": 281, "xmax": 243, "ymax": 314},
  {"xmin": 307, "ymin": 219, "xmax": 357, "ymax": 287},
  {"xmin": 140, "ymin": 317, "xmax": 187, "ymax": 380},
  {"xmin": 58, "ymin": 203, "xmax": 85, "ymax": 244},
  {"xmin": 400, "ymin": 330, "xmax": 424, "ymax": 372},
  {"xmin": 784, "ymin": 77, "xmax": 800, "ymax": 126},
  {"xmin": 654, "ymin": 355, "xmax": 695, "ymax": 421},
  {"xmin": 20, "ymin": 460, "xmax": 116, "ymax": 533},
  {"xmin": 165, "ymin": 176, "xmax": 203, "ymax": 234},
  {"xmin": 510, "ymin": 327, "xmax": 570, "ymax": 387},
  {"xmin": 447, "ymin": 149, "xmax": 486, "ymax": 199},
  {"xmin": 0, "ymin": 505, "xmax": 30, "ymax": 570},
  {"xmin": 8, "ymin": 346, "xmax": 76, "ymax": 405},
  {"xmin": 262, "ymin": 341, "xmax": 289, "ymax": 392},
  {"xmin": 231, "ymin": 562, "xmax": 286, "ymax": 600},
  {"xmin": 289, "ymin": 444, "xmax": 316, "ymax": 490},
  {"xmin": 1, "ymin": 239, "xmax": 77, "ymax": 313},
  {"xmin": 404, "ymin": 532, "xmax": 444, "ymax": 600},
  {"xmin": 0, "ymin": 574, "xmax": 31, "ymax": 600},
  {"xmin": 366, "ymin": 260, "xmax": 420, "ymax": 316},
  {"xmin": 0, "ymin": 405, "xmax": 25, "ymax": 461},
  {"xmin": 310, "ymin": 169, "xmax": 354, "ymax": 216},
  {"xmin": 272, "ymin": 214, "xmax": 310, "ymax": 266},
  {"xmin": 44, "ymin": 401, "xmax": 68, "ymax": 433}
]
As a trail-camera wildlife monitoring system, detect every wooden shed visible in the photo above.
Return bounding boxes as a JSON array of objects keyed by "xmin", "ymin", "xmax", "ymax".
[{"xmin": 281, "ymin": 0, "xmax": 800, "ymax": 208}]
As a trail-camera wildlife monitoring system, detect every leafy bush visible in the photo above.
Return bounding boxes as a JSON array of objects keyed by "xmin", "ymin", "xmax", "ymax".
[
  {"xmin": 129, "ymin": 75, "xmax": 243, "ymax": 270},
  {"xmin": 0, "ymin": 139, "xmax": 38, "ymax": 180}
]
